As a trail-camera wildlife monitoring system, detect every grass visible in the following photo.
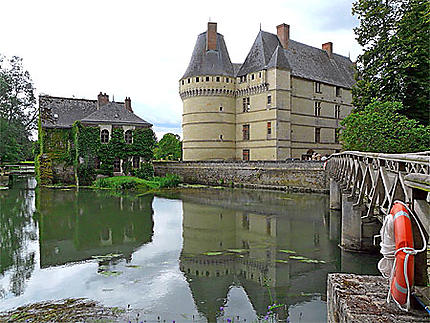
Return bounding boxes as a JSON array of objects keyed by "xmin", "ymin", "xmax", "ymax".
[{"xmin": 92, "ymin": 174, "xmax": 180, "ymax": 191}]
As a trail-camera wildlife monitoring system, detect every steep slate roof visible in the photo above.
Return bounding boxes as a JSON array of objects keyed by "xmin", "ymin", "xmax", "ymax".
[
  {"xmin": 185, "ymin": 28, "xmax": 355, "ymax": 88},
  {"xmin": 40, "ymin": 96, "xmax": 151, "ymax": 128},
  {"xmin": 40, "ymin": 96, "xmax": 98, "ymax": 128},
  {"xmin": 182, "ymin": 32, "xmax": 235, "ymax": 79},
  {"xmin": 238, "ymin": 30, "xmax": 355, "ymax": 88},
  {"xmin": 81, "ymin": 102, "xmax": 152, "ymax": 126}
]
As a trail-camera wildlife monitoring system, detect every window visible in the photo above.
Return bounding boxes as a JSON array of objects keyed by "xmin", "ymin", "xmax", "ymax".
[
  {"xmin": 243, "ymin": 149, "xmax": 250, "ymax": 161},
  {"xmin": 187, "ymin": 78, "xmax": 190, "ymax": 84},
  {"xmin": 242, "ymin": 97, "xmax": 250, "ymax": 112},
  {"xmin": 196, "ymin": 77, "xmax": 200, "ymax": 82},
  {"xmin": 315, "ymin": 128, "xmax": 321, "ymax": 143},
  {"xmin": 216, "ymin": 76, "xmax": 220, "ymax": 82},
  {"xmin": 132, "ymin": 156, "xmax": 140, "ymax": 168},
  {"xmin": 315, "ymin": 82, "xmax": 322, "ymax": 93},
  {"xmin": 251, "ymin": 74, "xmax": 255, "ymax": 80},
  {"xmin": 336, "ymin": 86, "xmax": 341, "ymax": 97},
  {"xmin": 259, "ymin": 72, "xmax": 262, "ymax": 78},
  {"xmin": 267, "ymin": 122, "xmax": 272, "ymax": 136},
  {"xmin": 206, "ymin": 76, "xmax": 210, "ymax": 81},
  {"xmin": 335, "ymin": 105, "xmax": 341, "ymax": 119},
  {"xmin": 113, "ymin": 157, "xmax": 120, "ymax": 172},
  {"xmin": 181, "ymin": 80, "xmax": 184, "ymax": 85},
  {"xmin": 226, "ymin": 78, "xmax": 229, "ymax": 83},
  {"xmin": 335, "ymin": 128, "xmax": 340, "ymax": 143},
  {"xmin": 219, "ymin": 106, "xmax": 223, "ymax": 112},
  {"xmin": 125, "ymin": 130, "xmax": 133, "ymax": 144},
  {"xmin": 219, "ymin": 134, "xmax": 223, "ymax": 141},
  {"xmin": 100, "ymin": 129, "xmax": 109, "ymax": 143},
  {"xmin": 242, "ymin": 124, "xmax": 250, "ymax": 140},
  {"xmin": 314, "ymin": 102, "xmax": 321, "ymax": 116},
  {"xmin": 267, "ymin": 94, "xmax": 272, "ymax": 106},
  {"xmin": 94, "ymin": 157, "xmax": 100, "ymax": 169}
]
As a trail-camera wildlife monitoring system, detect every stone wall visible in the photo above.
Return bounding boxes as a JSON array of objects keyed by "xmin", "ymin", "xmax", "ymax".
[{"xmin": 153, "ymin": 160, "xmax": 328, "ymax": 193}]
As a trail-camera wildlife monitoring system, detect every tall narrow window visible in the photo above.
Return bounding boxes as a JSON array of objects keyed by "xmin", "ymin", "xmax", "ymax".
[
  {"xmin": 335, "ymin": 86, "xmax": 341, "ymax": 97},
  {"xmin": 242, "ymin": 124, "xmax": 250, "ymax": 140},
  {"xmin": 100, "ymin": 129, "xmax": 109, "ymax": 143},
  {"xmin": 187, "ymin": 78, "xmax": 190, "ymax": 84},
  {"xmin": 132, "ymin": 156, "xmax": 140, "ymax": 168},
  {"xmin": 243, "ymin": 149, "xmax": 250, "ymax": 161},
  {"xmin": 181, "ymin": 80, "xmax": 184, "ymax": 85},
  {"xmin": 196, "ymin": 77, "xmax": 199, "ymax": 82},
  {"xmin": 251, "ymin": 74, "xmax": 255, "ymax": 80},
  {"xmin": 335, "ymin": 105, "xmax": 341, "ymax": 119},
  {"xmin": 267, "ymin": 122, "xmax": 272, "ymax": 136},
  {"xmin": 206, "ymin": 76, "xmax": 210, "ymax": 81},
  {"xmin": 216, "ymin": 76, "xmax": 220, "ymax": 82},
  {"xmin": 315, "ymin": 128, "xmax": 321, "ymax": 143},
  {"xmin": 125, "ymin": 130, "xmax": 133, "ymax": 144},
  {"xmin": 335, "ymin": 128, "xmax": 340, "ymax": 143},
  {"xmin": 113, "ymin": 157, "xmax": 120, "ymax": 172},
  {"xmin": 315, "ymin": 82, "xmax": 322, "ymax": 93},
  {"xmin": 267, "ymin": 94, "xmax": 272, "ymax": 106},
  {"xmin": 314, "ymin": 102, "xmax": 321, "ymax": 116},
  {"xmin": 226, "ymin": 78, "xmax": 229, "ymax": 83},
  {"xmin": 242, "ymin": 97, "xmax": 250, "ymax": 112}
]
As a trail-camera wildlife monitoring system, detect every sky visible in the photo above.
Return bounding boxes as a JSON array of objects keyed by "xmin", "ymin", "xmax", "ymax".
[{"xmin": 0, "ymin": 0, "xmax": 360, "ymax": 140}]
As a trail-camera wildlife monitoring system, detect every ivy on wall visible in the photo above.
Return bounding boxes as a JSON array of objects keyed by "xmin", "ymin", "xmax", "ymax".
[{"xmin": 37, "ymin": 120, "xmax": 156, "ymax": 186}]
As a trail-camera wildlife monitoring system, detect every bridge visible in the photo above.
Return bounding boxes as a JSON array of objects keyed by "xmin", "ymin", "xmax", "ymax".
[{"xmin": 326, "ymin": 151, "xmax": 430, "ymax": 318}]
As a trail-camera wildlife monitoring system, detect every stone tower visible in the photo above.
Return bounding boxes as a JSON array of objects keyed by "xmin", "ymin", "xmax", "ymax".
[{"xmin": 180, "ymin": 22, "xmax": 236, "ymax": 161}]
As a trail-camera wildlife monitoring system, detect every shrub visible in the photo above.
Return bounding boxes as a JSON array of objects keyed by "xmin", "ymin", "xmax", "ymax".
[{"xmin": 133, "ymin": 162, "xmax": 154, "ymax": 180}]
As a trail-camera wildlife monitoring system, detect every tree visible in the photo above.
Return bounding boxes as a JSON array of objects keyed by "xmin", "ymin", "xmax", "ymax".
[
  {"xmin": 0, "ymin": 54, "xmax": 36, "ymax": 162},
  {"xmin": 340, "ymin": 100, "xmax": 429, "ymax": 153},
  {"xmin": 352, "ymin": 0, "xmax": 429, "ymax": 125},
  {"xmin": 154, "ymin": 133, "xmax": 182, "ymax": 160}
]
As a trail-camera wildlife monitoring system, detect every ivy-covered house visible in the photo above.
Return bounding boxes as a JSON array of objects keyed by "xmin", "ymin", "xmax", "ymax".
[{"xmin": 37, "ymin": 92, "xmax": 155, "ymax": 185}]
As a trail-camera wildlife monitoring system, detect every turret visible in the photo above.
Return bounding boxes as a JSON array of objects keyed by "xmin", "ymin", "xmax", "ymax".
[{"xmin": 179, "ymin": 22, "xmax": 236, "ymax": 161}]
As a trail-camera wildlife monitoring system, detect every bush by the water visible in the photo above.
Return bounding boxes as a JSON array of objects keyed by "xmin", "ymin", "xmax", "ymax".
[
  {"xmin": 131, "ymin": 162, "xmax": 154, "ymax": 180},
  {"xmin": 92, "ymin": 174, "xmax": 180, "ymax": 191}
]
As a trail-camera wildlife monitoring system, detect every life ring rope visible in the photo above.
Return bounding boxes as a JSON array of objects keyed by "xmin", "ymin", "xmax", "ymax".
[{"xmin": 385, "ymin": 200, "xmax": 428, "ymax": 312}]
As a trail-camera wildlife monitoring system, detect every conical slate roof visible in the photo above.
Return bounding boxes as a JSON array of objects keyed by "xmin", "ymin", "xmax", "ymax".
[{"xmin": 182, "ymin": 32, "xmax": 235, "ymax": 79}]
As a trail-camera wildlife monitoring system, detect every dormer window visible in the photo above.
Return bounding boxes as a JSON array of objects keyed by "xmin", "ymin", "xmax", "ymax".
[
  {"xmin": 188, "ymin": 78, "xmax": 190, "ymax": 84},
  {"xmin": 101, "ymin": 129, "xmax": 109, "ymax": 143},
  {"xmin": 251, "ymin": 74, "xmax": 255, "ymax": 80},
  {"xmin": 216, "ymin": 76, "xmax": 220, "ymax": 82},
  {"xmin": 206, "ymin": 76, "xmax": 210, "ymax": 81},
  {"xmin": 315, "ymin": 82, "xmax": 322, "ymax": 93},
  {"xmin": 196, "ymin": 77, "xmax": 200, "ymax": 82},
  {"xmin": 181, "ymin": 80, "xmax": 184, "ymax": 85},
  {"xmin": 125, "ymin": 130, "xmax": 133, "ymax": 144},
  {"xmin": 336, "ymin": 86, "xmax": 341, "ymax": 97},
  {"xmin": 226, "ymin": 78, "xmax": 229, "ymax": 83}
]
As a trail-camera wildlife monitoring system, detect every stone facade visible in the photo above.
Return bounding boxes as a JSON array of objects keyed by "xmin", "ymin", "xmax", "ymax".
[
  {"xmin": 153, "ymin": 160, "xmax": 328, "ymax": 193},
  {"xmin": 180, "ymin": 22, "xmax": 355, "ymax": 161}
]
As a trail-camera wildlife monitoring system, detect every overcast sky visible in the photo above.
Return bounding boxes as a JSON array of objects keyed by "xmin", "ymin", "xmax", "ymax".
[{"xmin": 1, "ymin": 0, "xmax": 360, "ymax": 140}]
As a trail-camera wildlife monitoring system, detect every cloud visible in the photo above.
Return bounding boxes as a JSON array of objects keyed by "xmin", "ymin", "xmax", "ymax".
[{"xmin": 1, "ymin": 0, "xmax": 361, "ymax": 140}]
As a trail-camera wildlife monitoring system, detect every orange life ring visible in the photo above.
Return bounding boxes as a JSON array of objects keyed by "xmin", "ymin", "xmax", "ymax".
[{"xmin": 390, "ymin": 202, "xmax": 414, "ymax": 306}]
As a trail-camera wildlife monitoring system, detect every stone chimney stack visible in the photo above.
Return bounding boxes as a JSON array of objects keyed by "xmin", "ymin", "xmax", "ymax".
[
  {"xmin": 206, "ymin": 22, "xmax": 217, "ymax": 51},
  {"xmin": 124, "ymin": 97, "xmax": 133, "ymax": 112},
  {"xmin": 322, "ymin": 42, "xmax": 333, "ymax": 58},
  {"xmin": 97, "ymin": 92, "xmax": 109, "ymax": 109},
  {"xmin": 277, "ymin": 23, "xmax": 290, "ymax": 49}
]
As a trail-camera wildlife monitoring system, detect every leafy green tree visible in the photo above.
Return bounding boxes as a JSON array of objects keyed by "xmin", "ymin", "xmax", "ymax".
[
  {"xmin": 352, "ymin": 0, "xmax": 429, "ymax": 125},
  {"xmin": 340, "ymin": 100, "xmax": 429, "ymax": 153},
  {"xmin": 154, "ymin": 133, "xmax": 182, "ymax": 160},
  {"xmin": 0, "ymin": 54, "xmax": 36, "ymax": 162}
]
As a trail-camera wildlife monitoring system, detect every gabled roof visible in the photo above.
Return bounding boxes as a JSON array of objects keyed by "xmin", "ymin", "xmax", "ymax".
[
  {"xmin": 237, "ymin": 30, "xmax": 355, "ymax": 88},
  {"xmin": 182, "ymin": 32, "xmax": 235, "ymax": 79},
  {"xmin": 40, "ymin": 96, "xmax": 152, "ymax": 128},
  {"xmin": 237, "ymin": 31, "xmax": 280, "ymax": 76},
  {"xmin": 81, "ymin": 102, "xmax": 152, "ymax": 126},
  {"xmin": 40, "ymin": 96, "xmax": 98, "ymax": 128}
]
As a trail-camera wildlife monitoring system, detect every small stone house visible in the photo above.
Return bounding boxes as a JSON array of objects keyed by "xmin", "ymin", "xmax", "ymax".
[{"xmin": 38, "ymin": 93, "xmax": 153, "ymax": 185}]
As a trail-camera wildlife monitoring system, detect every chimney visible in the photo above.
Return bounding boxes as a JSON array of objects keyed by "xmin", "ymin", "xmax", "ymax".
[
  {"xmin": 124, "ymin": 97, "xmax": 133, "ymax": 112},
  {"xmin": 277, "ymin": 23, "xmax": 290, "ymax": 49},
  {"xmin": 97, "ymin": 92, "xmax": 109, "ymax": 109},
  {"xmin": 322, "ymin": 42, "xmax": 333, "ymax": 58},
  {"xmin": 206, "ymin": 22, "xmax": 217, "ymax": 51}
]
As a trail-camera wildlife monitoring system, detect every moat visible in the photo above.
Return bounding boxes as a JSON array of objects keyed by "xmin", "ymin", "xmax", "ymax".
[{"xmin": 0, "ymin": 175, "xmax": 380, "ymax": 322}]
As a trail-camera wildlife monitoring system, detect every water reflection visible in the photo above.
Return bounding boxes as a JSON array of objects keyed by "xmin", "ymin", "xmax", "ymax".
[
  {"xmin": 173, "ymin": 189, "xmax": 339, "ymax": 321},
  {"xmin": 0, "ymin": 175, "xmax": 37, "ymax": 298},
  {"xmin": 0, "ymin": 180, "xmax": 380, "ymax": 322},
  {"xmin": 38, "ymin": 189, "xmax": 154, "ymax": 268}
]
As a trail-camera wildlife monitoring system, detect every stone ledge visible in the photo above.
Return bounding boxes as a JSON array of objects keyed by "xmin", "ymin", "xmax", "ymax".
[{"xmin": 327, "ymin": 273, "xmax": 430, "ymax": 323}]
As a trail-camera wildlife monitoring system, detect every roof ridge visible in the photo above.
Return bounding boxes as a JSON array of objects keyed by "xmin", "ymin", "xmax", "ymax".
[{"xmin": 39, "ymin": 95, "xmax": 97, "ymax": 102}]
